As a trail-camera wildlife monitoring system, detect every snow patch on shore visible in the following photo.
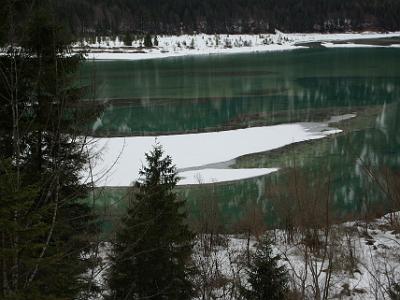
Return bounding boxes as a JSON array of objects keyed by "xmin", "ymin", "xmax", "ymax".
[
  {"xmin": 322, "ymin": 42, "xmax": 382, "ymax": 48},
  {"xmin": 75, "ymin": 32, "xmax": 400, "ymax": 61},
  {"xmin": 85, "ymin": 44, "xmax": 302, "ymax": 61}
]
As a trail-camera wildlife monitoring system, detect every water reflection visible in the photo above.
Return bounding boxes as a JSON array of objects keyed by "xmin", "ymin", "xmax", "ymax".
[
  {"xmin": 87, "ymin": 76, "xmax": 400, "ymax": 136},
  {"xmin": 81, "ymin": 48, "xmax": 400, "ymax": 222},
  {"xmin": 229, "ymin": 100, "xmax": 400, "ymax": 219},
  {"xmin": 80, "ymin": 48, "xmax": 400, "ymax": 137}
]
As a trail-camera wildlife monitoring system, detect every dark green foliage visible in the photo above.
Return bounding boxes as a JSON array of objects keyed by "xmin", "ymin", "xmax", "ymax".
[
  {"xmin": 0, "ymin": 1, "xmax": 98, "ymax": 299},
  {"xmin": 144, "ymin": 32, "xmax": 152, "ymax": 48},
  {"xmin": 241, "ymin": 237, "xmax": 289, "ymax": 300},
  {"xmin": 123, "ymin": 32, "xmax": 133, "ymax": 46},
  {"xmin": 53, "ymin": 0, "xmax": 400, "ymax": 36},
  {"xmin": 0, "ymin": 0, "xmax": 7, "ymax": 45},
  {"xmin": 107, "ymin": 144, "xmax": 195, "ymax": 300},
  {"xmin": 0, "ymin": 0, "xmax": 33, "ymax": 46}
]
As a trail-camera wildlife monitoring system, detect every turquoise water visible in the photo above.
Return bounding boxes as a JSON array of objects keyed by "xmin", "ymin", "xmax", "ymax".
[
  {"xmin": 81, "ymin": 48, "xmax": 400, "ymax": 226},
  {"xmin": 80, "ymin": 48, "xmax": 400, "ymax": 136}
]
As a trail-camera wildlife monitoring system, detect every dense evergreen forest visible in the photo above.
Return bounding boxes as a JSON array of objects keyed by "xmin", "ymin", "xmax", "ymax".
[
  {"xmin": 0, "ymin": 1, "xmax": 100, "ymax": 298},
  {"xmin": 56, "ymin": 0, "xmax": 400, "ymax": 37}
]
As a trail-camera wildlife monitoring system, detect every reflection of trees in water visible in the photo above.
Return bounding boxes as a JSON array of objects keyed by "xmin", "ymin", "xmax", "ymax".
[
  {"xmin": 273, "ymin": 101, "xmax": 400, "ymax": 216},
  {"xmin": 91, "ymin": 77, "xmax": 400, "ymax": 136},
  {"xmin": 182, "ymin": 102, "xmax": 400, "ymax": 224},
  {"xmin": 80, "ymin": 49, "xmax": 400, "ymax": 136}
]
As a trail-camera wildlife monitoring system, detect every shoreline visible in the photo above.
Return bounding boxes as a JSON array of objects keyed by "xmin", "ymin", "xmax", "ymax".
[{"xmin": 76, "ymin": 31, "xmax": 400, "ymax": 61}]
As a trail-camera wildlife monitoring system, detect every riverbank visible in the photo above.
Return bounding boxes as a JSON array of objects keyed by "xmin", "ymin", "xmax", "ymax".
[
  {"xmin": 74, "ymin": 31, "xmax": 400, "ymax": 61},
  {"xmin": 92, "ymin": 210, "xmax": 400, "ymax": 299},
  {"xmin": 195, "ymin": 211, "xmax": 400, "ymax": 299}
]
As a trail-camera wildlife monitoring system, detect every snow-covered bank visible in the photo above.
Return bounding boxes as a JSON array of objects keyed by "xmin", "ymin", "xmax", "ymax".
[
  {"xmin": 85, "ymin": 44, "xmax": 302, "ymax": 61},
  {"xmin": 321, "ymin": 42, "xmax": 400, "ymax": 48},
  {"xmin": 192, "ymin": 212, "xmax": 400, "ymax": 300},
  {"xmin": 93, "ymin": 211, "xmax": 400, "ymax": 299},
  {"xmin": 88, "ymin": 118, "xmax": 347, "ymax": 187},
  {"xmin": 322, "ymin": 42, "xmax": 379, "ymax": 48},
  {"xmin": 75, "ymin": 32, "xmax": 400, "ymax": 61}
]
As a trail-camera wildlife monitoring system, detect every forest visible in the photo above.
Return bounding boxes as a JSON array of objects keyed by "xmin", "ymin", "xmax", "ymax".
[{"xmin": 56, "ymin": 0, "xmax": 400, "ymax": 37}]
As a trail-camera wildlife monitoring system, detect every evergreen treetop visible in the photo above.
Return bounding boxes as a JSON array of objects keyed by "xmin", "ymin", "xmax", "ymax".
[
  {"xmin": 144, "ymin": 33, "xmax": 153, "ymax": 48},
  {"xmin": 107, "ymin": 143, "xmax": 195, "ymax": 299},
  {"xmin": 123, "ymin": 32, "xmax": 133, "ymax": 46},
  {"xmin": 241, "ymin": 236, "xmax": 289, "ymax": 300}
]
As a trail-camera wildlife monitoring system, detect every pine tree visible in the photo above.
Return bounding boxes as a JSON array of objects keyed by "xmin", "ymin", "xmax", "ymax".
[
  {"xmin": 144, "ymin": 32, "xmax": 153, "ymax": 47},
  {"xmin": 241, "ymin": 237, "xmax": 289, "ymax": 300},
  {"xmin": 107, "ymin": 144, "xmax": 195, "ymax": 299}
]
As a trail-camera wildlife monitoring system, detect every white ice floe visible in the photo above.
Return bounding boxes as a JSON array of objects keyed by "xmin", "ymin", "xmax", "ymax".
[
  {"xmin": 88, "ymin": 120, "xmax": 343, "ymax": 187},
  {"xmin": 321, "ymin": 42, "xmax": 382, "ymax": 48},
  {"xmin": 75, "ymin": 32, "xmax": 400, "ymax": 61},
  {"xmin": 178, "ymin": 168, "xmax": 279, "ymax": 185}
]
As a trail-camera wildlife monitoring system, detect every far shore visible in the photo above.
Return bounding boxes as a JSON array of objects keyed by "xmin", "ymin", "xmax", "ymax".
[{"xmin": 72, "ymin": 31, "xmax": 400, "ymax": 61}]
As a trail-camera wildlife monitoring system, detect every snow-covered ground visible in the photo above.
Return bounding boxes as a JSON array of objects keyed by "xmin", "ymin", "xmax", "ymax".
[
  {"xmin": 192, "ymin": 212, "xmax": 400, "ymax": 299},
  {"xmin": 92, "ymin": 212, "xmax": 400, "ymax": 299},
  {"xmin": 87, "ymin": 115, "xmax": 353, "ymax": 187},
  {"xmin": 74, "ymin": 31, "xmax": 400, "ymax": 61}
]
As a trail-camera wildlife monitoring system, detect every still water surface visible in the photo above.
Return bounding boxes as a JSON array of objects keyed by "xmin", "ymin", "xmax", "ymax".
[{"xmin": 81, "ymin": 48, "xmax": 400, "ymax": 226}]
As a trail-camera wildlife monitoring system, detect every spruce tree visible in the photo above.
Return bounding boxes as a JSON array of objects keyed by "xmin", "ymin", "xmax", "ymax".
[
  {"xmin": 144, "ymin": 32, "xmax": 153, "ymax": 47},
  {"xmin": 0, "ymin": 2, "xmax": 98, "ymax": 299},
  {"xmin": 241, "ymin": 237, "xmax": 289, "ymax": 300},
  {"xmin": 123, "ymin": 32, "xmax": 133, "ymax": 46},
  {"xmin": 107, "ymin": 144, "xmax": 195, "ymax": 299}
]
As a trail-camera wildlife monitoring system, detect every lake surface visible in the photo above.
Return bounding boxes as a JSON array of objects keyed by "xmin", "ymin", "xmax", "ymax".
[{"xmin": 81, "ymin": 48, "xmax": 400, "ymax": 227}]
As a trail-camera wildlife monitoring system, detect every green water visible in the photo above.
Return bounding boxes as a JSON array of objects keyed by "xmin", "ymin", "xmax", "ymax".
[
  {"xmin": 81, "ymin": 48, "xmax": 400, "ymax": 226},
  {"xmin": 81, "ymin": 48, "xmax": 400, "ymax": 136}
]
